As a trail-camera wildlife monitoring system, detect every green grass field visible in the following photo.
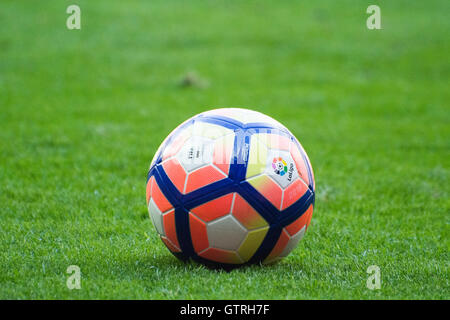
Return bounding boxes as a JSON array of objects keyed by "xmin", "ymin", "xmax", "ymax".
[{"xmin": 0, "ymin": 0, "xmax": 449, "ymax": 299}]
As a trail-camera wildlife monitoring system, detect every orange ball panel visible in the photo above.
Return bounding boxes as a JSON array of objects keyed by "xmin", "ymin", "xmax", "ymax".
[
  {"xmin": 151, "ymin": 178, "xmax": 173, "ymax": 213},
  {"xmin": 190, "ymin": 193, "xmax": 234, "ymax": 222},
  {"xmin": 162, "ymin": 158, "xmax": 187, "ymax": 193},
  {"xmin": 281, "ymin": 179, "xmax": 309, "ymax": 210},
  {"xmin": 163, "ymin": 210, "xmax": 180, "ymax": 250},
  {"xmin": 161, "ymin": 236, "xmax": 181, "ymax": 253},
  {"xmin": 184, "ymin": 165, "xmax": 226, "ymax": 194},
  {"xmin": 146, "ymin": 176, "xmax": 153, "ymax": 204},
  {"xmin": 285, "ymin": 204, "xmax": 313, "ymax": 237},
  {"xmin": 264, "ymin": 229, "xmax": 290, "ymax": 262},
  {"xmin": 189, "ymin": 213, "xmax": 209, "ymax": 253}
]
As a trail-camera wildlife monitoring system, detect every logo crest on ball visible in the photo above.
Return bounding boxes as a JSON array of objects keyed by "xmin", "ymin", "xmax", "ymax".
[{"xmin": 272, "ymin": 157, "xmax": 288, "ymax": 176}]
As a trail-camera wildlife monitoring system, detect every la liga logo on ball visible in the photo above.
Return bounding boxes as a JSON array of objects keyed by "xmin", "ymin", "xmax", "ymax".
[
  {"xmin": 146, "ymin": 108, "xmax": 315, "ymax": 269},
  {"xmin": 272, "ymin": 157, "xmax": 288, "ymax": 176}
]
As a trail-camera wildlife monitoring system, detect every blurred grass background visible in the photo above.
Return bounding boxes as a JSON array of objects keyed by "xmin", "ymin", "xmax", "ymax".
[{"xmin": 0, "ymin": 0, "xmax": 448, "ymax": 299}]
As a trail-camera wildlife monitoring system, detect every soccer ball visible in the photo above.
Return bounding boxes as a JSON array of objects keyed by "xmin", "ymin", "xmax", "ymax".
[{"xmin": 146, "ymin": 108, "xmax": 315, "ymax": 267}]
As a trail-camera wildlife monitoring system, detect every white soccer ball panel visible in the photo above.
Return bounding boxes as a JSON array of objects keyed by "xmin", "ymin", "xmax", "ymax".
[
  {"xmin": 206, "ymin": 215, "xmax": 248, "ymax": 251},
  {"xmin": 148, "ymin": 198, "xmax": 165, "ymax": 236},
  {"xmin": 266, "ymin": 149, "xmax": 298, "ymax": 189},
  {"xmin": 176, "ymin": 136, "xmax": 214, "ymax": 173}
]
